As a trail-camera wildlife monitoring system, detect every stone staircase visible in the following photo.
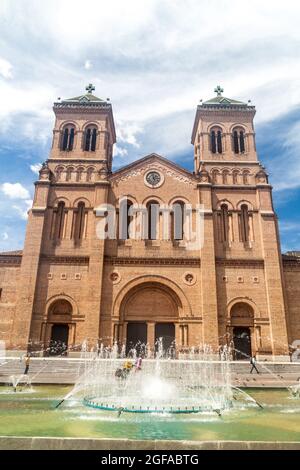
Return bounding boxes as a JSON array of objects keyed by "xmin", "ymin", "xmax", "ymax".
[{"xmin": 0, "ymin": 357, "xmax": 299, "ymax": 387}]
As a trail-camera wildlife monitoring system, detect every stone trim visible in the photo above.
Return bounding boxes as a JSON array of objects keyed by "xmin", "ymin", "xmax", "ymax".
[
  {"xmin": 216, "ymin": 258, "xmax": 264, "ymax": 268},
  {"xmin": 105, "ymin": 256, "xmax": 201, "ymax": 266},
  {"xmin": 283, "ymin": 259, "xmax": 300, "ymax": 271},
  {"xmin": 0, "ymin": 255, "xmax": 22, "ymax": 266},
  {"xmin": 40, "ymin": 255, "xmax": 89, "ymax": 265},
  {"xmin": 0, "ymin": 437, "xmax": 299, "ymax": 450},
  {"xmin": 48, "ymin": 158, "xmax": 108, "ymax": 164}
]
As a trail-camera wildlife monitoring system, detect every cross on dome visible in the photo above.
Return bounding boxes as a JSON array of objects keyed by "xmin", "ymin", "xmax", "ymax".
[
  {"xmin": 86, "ymin": 83, "xmax": 95, "ymax": 94},
  {"xmin": 214, "ymin": 85, "xmax": 224, "ymax": 96}
]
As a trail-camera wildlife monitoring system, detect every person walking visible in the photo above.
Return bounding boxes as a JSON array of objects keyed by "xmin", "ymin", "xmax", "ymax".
[
  {"xmin": 23, "ymin": 353, "xmax": 31, "ymax": 375},
  {"xmin": 250, "ymin": 355, "xmax": 259, "ymax": 374}
]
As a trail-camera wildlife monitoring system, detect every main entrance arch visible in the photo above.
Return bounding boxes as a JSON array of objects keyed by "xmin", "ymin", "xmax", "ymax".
[
  {"xmin": 44, "ymin": 297, "xmax": 75, "ymax": 356},
  {"xmin": 230, "ymin": 302, "xmax": 254, "ymax": 360},
  {"xmin": 117, "ymin": 280, "xmax": 182, "ymax": 356}
]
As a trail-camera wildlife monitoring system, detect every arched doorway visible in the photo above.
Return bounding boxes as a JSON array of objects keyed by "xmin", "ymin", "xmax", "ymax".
[
  {"xmin": 50, "ymin": 324, "xmax": 69, "ymax": 355},
  {"xmin": 126, "ymin": 323, "xmax": 147, "ymax": 356},
  {"xmin": 46, "ymin": 299, "xmax": 72, "ymax": 355},
  {"xmin": 121, "ymin": 282, "xmax": 180, "ymax": 356},
  {"xmin": 155, "ymin": 323, "xmax": 176, "ymax": 358},
  {"xmin": 230, "ymin": 302, "xmax": 254, "ymax": 360},
  {"xmin": 233, "ymin": 327, "xmax": 251, "ymax": 360}
]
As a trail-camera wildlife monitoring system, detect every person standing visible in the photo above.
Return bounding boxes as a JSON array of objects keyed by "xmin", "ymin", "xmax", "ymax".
[
  {"xmin": 135, "ymin": 356, "xmax": 143, "ymax": 371},
  {"xmin": 250, "ymin": 355, "xmax": 259, "ymax": 374},
  {"xmin": 23, "ymin": 353, "xmax": 30, "ymax": 375}
]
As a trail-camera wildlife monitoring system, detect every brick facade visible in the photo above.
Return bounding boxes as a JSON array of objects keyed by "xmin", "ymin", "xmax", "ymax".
[{"xmin": 0, "ymin": 87, "xmax": 299, "ymax": 359}]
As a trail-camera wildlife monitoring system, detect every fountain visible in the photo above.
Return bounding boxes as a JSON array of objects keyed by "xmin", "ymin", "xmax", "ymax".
[
  {"xmin": 10, "ymin": 374, "xmax": 31, "ymax": 392},
  {"xmin": 68, "ymin": 340, "xmax": 260, "ymax": 415},
  {"xmin": 2, "ymin": 340, "xmax": 300, "ymax": 444}
]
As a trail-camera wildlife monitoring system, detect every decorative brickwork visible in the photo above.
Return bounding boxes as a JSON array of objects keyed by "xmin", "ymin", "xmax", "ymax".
[{"xmin": 0, "ymin": 87, "xmax": 298, "ymax": 358}]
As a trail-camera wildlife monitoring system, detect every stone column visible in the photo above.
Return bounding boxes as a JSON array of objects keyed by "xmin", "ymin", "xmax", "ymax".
[
  {"xmin": 147, "ymin": 322, "xmax": 155, "ymax": 354},
  {"xmin": 257, "ymin": 187, "xmax": 289, "ymax": 356},
  {"xmin": 87, "ymin": 180, "xmax": 110, "ymax": 348},
  {"xmin": 11, "ymin": 178, "xmax": 50, "ymax": 351},
  {"xmin": 198, "ymin": 182, "xmax": 219, "ymax": 352}
]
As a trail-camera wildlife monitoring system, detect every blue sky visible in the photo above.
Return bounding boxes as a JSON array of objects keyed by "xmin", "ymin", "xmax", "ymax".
[{"xmin": 0, "ymin": 0, "xmax": 299, "ymax": 252}]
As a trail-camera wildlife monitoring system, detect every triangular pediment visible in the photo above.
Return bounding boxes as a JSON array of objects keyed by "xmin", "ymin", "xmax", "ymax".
[
  {"xmin": 111, "ymin": 153, "xmax": 196, "ymax": 186},
  {"xmin": 79, "ymin": 95, "xmax": 90, "ymax": 102}
]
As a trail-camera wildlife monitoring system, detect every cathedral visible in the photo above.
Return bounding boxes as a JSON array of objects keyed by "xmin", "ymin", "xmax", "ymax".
[{"xmin": 0, "ymin": 84, "xmax": 299, "ymax": 360}]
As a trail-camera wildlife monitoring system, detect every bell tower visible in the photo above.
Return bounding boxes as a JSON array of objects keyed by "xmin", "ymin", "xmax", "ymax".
[
  {"xmin": 192, "ymin": 85, "xmax": 258, "ymax": 172},
  {"xmin": 50, "ymin": 83, "xmax": 116, "ymax": 172},
  {"xmin": 192, "ymin": 86, "xmax": 289, "ymax": 358},
  {"xmin": 12, "ymin": 85, "xmax": 116, "ymax": 352}
]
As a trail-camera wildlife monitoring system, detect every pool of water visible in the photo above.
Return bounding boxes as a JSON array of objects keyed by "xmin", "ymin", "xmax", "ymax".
[{"xmin": 0, "ymin": 385, "xmax": 299, "ymax": 441}]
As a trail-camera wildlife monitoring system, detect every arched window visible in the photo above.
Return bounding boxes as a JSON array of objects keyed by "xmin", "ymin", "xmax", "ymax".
[
  {"xmin": 212, "ymin": 169, "xmax": 219, "ymax": 184},
  {"xmin": 147, "ymin": 200, "xmax": 159, "ymax": 240},
  {"xmin": 239, "ymin": 130, "xmax": 245, "ymax": 153},
  {"xmin": 172, "ymin": 201, "xmax": 185, "ymax": 240},
  {"xmin": 220, "ymin": 204, "xmax": 229, "ymax": 242},
  {"xmin": 84, "ymin": 126, "xmax": 97, "ymax": 152},
  {"xmin": 73, "ymin": 202, "xmax": 86, "ymax": 242},
  {"xmin": 222, "ymin": 170, "xmax": 230, "ymax": 185},
  {"xmin": 76, "ymin": 167, "xmax": 84, "ymax": 182},
  {"xmin": 66, "ymin": 167, "xmax": 74, "ymax": 182},
  {"xmin": 61, "ymin": 125, "xmax": 75, "ymax": 151},
  {"xmin": 53, "ymin": 201, "xmax": 66, "ymax": 240},
  {"xmin": 210, "ymin": 130, "xmax": 216, "ymax": 153},
  {"xmin": 233, "ymin": 128, "xmax": 245, "ymax": 154},
  {"xmin": 232, "ymin": 170, "xmax": 239, "ymax": 184},
  {"xmin": 243, "ymin": 171, "xmax": 250, "ymax": 185},
  {"xmin": 86, "ymin": 167, "xmax": 94, "ymax": 182},
  {"xmin": 210, "ymin": 128, "xmax": 223, "ymax": 154},
  {"xmin": 126, "ymin": 200, "xmax": 133, "ymax": 239},
  {"xmin": 239, "ymin": 204, "xmax": 250, "ymax": 242},
  {"xmin": 55, "ymin": 166, "xmax": 65, "ymax": 181},
  {"xmin": 119, "ymin": 199, "xmax": 134, "ymax": 240}
]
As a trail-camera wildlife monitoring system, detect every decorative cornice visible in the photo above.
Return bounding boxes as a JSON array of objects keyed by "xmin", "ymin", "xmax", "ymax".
[
  {"xmin": 260, "ymin": 211, "xmax": 275, "ymax": 217},
  {"xmin": 53, "ymin": 102, "xmax": 112, "ymax": 111},
  {"xmin": 282, "ymin": 257, "xmax": 300, "ymax": 270},
  {"xmin": 48, "ymin": 158, "xmax": 108, "ymax": 164},
  {"xmin": 200, "ymin": 160, "xmax": 260, "ymax": 165},
  {"xmin": 52, "ymin": 182, "xmax": 101, "ymax": 188},
  {"xmin": 111, "ymin": 154, "xmax": 196, "ymax": 186},
  {"xmin": 112, "ymin": 162, "xmax": 195, "ymax": 187},
  {"xmin": 31, "ymin": 206, "xmax": 47, "ymax": 213},
  {"xmin": 0, "ymin": 255, "xmax": 22, "ymax": 266},
  {"xmin": 216, "ymin": 258, "xmax": 264, "ymax": 268},
  {"xmin": 105, "ymin": 256, "xmax": 201, "ymax": 266},
  {"xmin": 40, "ymin": 255, "xmax": 90, "ymax": 265},
  {"xmin": 212, "ymin": 185, "xmax": 258, "ymax": 190}
]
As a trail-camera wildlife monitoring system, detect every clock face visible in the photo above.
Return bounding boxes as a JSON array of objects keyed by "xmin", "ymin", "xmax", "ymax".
[{"xmin": 146, "ymin": 171, "xmax": 161, "ymax": 186}]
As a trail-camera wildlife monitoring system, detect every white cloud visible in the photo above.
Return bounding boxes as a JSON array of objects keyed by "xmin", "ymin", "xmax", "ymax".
[
  {"xmin": 0, "ymin": 0, "xmax": 299, "ymax": 148},
  {"xmin": 1, "ymin": 182, "xmax": 30, "ymax": 200},
  {"xmin": 267, "ymin": 121, "xmax": 300, "ymax": 192},
  {"xmin": 279, "ymin": 221, "xmax": 300, "ymax": 232},
  {"xmin": 0, "ymin": 0, "xmax": 300, "ymax": 250},
  {"xmin": 113, "ymin": 145, "xmax": 128, "ymax": 158},
  {"xmin": 2, "ymin": 232, "xmax": 8, "ymax": 240},
  {"xmin": 117, "ymin": 121, "xmax": 143, "ymax": 148},
  {"xmin": 30, "ymin": 163, "xmax": 42, "ymax": 174},
  {"xmin": 0, "ymin": 57, "xmax": 13, "ymax": 79},
  {"xmin": 12, "ymin": 200, "xmax": 32, "ymax": 220},
  {"xmin": 84, "ymin": 60, "xmax": 92, "ymax": 70}
]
